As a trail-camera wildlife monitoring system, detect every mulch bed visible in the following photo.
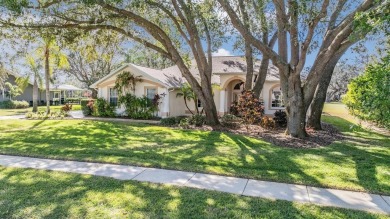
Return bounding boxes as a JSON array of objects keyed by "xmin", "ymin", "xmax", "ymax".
[{"xmin": 182, "ymin": 122, "xmax": 344, "ymax": 149}]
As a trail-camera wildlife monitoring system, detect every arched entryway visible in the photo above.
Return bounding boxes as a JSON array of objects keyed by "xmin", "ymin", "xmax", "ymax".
[{"xmin": 225, "ymin": 79, "xmax": 244, "ymax": 113}]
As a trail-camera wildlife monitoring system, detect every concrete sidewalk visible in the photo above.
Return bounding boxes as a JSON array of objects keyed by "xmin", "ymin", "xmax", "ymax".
[
  {"xmin": 0, "ymin": 154, "xmax": 389, "ymax": 215},
  {"xmin": 0, "ymin": 115, "xmax": 25, "ymax": 120}
]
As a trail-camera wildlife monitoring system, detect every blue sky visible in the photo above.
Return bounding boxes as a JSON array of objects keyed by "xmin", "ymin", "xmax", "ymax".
[{"xmin": 213, "ymin": 37, "xmax": 380, "ymax": 70}]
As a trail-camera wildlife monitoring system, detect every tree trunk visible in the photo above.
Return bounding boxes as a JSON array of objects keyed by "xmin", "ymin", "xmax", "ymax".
[
  {"xmin": 44, "ymin": 45, "xmax": 51, "ymax": 114},
  {"xmin": 184, "ymin": 98, "xmax": 193, "ymax": 115},
  {"xmin": 283, "ymin": 69, "xmax": 307, "ymax": 138},
  {"xmin": 90, "ymin": 88, "xmax": 98, "ymax": 99},
  {"xmin": 201, "ymin": 95, "xmax": 219, "ymax": 125},
  {"xmin": 244, "ymin": 42, "xmax": 254, "ymax": 90},
  {"xmin": 307, "ymin": 52, "xmax": 344, "ymax": 129},
  {"xmin": 194, "ymin": 97, "xmax": 199, "ymax": 115},
  {"xmin": 252, "ymin": 57, "xmax": 270, "ymax": 97},
  {"xmin": 195, "ymin": 76, "xmax": 219, "ymax": 125},
  {"xmin": 33, "ymin": 78, "xmax": 38, "ymax": 112}
]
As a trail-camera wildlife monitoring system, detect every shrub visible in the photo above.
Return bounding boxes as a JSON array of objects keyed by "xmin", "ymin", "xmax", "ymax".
[
  {"xmin": 229, "ymin": 102, "xmax": 239, "ymax": 116},
  {"xmin": 234, "ymin": 91, "xmax": 264, "ymax": 129},
  {"xmin": 94, "ymin": 98, "xmax": 115, "ymax": 117},
  {"xmin": 175, "ymin": 115, "xmax": 188, "ymax": 124},
  {"xmin": 220, "ymin": 114, "xmax": 241, "ymax": 129},
  {"xmin": 0, "ymin": 100, "xmax": 29, "ymax": 109},
  {"xmin": 25, "ymin": 111, "xmax": 67, "ymax": 120},
  {"xmin": 65, "ymin": 98, "xmax": 81, "ymax": 104},
  {"xmin": 160, "ymin": 116, "xmax": 188, "ymax": 126},
  {"xmin": 189, "ymin": 114, "xmax": 205, "ymax": 127},
  {"xmin": 61, "ymin": 104, "xmax": 72, "ymax": 113},
  {"xmin": 179, "ymin": 118, "xmax": 190, "ymax": 129},
  {"xmin": 81, "ymin": 99, "xmax": 95, "ymax": 116},
  {"xmin": 160, "ymin": 117, "xmax": 177, "ymax": 126},
  {"xmin": 273, "ymin": 110, "xmax": 287, "ymax": 127},
  {"xmin": 343, "ymin": 54, "xmax": 390, "ymax": 128},
  {"xmin": 261, "ymin": 116, "xmax": 276, "ymax": 130},
  {"xmin": 119, "ymin": 93, "xmax": 159, "ymax": 119}
]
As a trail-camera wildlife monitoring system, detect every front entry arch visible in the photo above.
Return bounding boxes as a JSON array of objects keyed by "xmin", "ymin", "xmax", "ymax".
[{"xmin": 225, "ymin": 79, "xmax": 245, "ymax": 113}]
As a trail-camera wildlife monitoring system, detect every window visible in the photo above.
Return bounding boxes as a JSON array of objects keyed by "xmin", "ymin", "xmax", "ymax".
[
  {"xmin": 109, "ymin": 88, "xmax": 118, "ymax": 106},
  {"xmin": 197, "ymin": 99, "xmax": 202, "ymax": 108},
  {"xmin": 146, "ymin": 88, "xmax": 157, "ymax": 100},
  {"xmin": 233, "ymin": 82, "xmax": 243, "ymax": 90},
  {"xmin": 271, "ymin": 85, "xmax": 284, "ymax": 108}
]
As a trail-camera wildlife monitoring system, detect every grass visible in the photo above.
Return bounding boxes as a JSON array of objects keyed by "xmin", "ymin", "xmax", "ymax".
[
  {"xmin": 323, "ymin": 102, "xmax": 358, "ymax": 124},
  {"xmin": 0, "ymin": 103, "xmax": 389, "ymax": 196},
  {"xmin": 0, "ymin": 166, "xmax": 387, "ymax": 218},
  {"xmin": 0, "ymin": 105, "xmax": 81, "ymax": 116}
]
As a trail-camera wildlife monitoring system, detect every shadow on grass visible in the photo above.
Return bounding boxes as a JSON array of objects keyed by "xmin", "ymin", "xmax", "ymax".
[
  {"xmin": 0, "ymin": 117, "xmax": 389, "ymax": 195},
  {"xmin": 0, "ymin": 167, "xmax": 383, "ymax": 218}
]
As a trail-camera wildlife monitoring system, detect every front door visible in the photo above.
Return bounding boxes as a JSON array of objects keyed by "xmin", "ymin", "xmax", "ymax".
[{"xmin": 232, "ymin": 91, "xmax": 241, "ymax": 103}]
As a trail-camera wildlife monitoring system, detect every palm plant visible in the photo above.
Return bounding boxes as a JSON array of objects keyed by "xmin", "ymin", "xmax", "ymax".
[
  {"xmin": 16, "ymin": 56, "xmax": 44, "ymax": 112},
  {"xmin": 28, "ymin": 35, "xmax": 68, "ymax": 114},
  {"xmin": 4, "ymin": 82, "xmax": 21, "ymax": 100},
  {"xmin": 0, "ymin": 63, "xmax": 8, "ymax": 90},
  {"xmin": 176, "ymin": 83, "xmax": 199, "ymax": 115},
  {"xmin": 41, "ymin": 37, "xmax": 68, "ymax": 113}
]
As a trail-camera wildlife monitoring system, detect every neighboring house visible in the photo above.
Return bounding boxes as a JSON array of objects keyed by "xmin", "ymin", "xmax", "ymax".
[
  {"xmin": 49, "ymin": 84, "xmax": 87, "ymax": 104},
  {"xmin": 0, "ymin": 72, "xmax": 86, "ymax": 105},
  {"xmin": 91, "ymin": 56, "xmax": 284, "ymax": 118},
  {"xmin": 0, "ymin": 72, "xmax": 45, "ymax": 103}
]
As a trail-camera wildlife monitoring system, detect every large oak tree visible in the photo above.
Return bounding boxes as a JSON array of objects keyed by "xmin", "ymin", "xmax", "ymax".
[
  {"xmin": 218, "ymin": 0, "xmax": 386, "ymax": 137},
  {"xmin": 0, "ymin": 0, "xmax": 228, "ymax": 125}
]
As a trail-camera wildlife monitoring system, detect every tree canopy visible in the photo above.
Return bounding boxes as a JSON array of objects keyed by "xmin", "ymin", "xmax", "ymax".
[{"xmin": 344, "ymin": 45, "xmax": 390, "ymax": 128}]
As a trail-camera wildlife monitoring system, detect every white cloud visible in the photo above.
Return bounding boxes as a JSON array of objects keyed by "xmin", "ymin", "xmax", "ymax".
[{"xmin": 212, "ymin": 48, "xmax": 232, "ymax": 56}]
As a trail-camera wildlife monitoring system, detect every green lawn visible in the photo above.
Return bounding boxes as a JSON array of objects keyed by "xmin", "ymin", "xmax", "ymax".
[
  {"xmin": 0, "ymin": 105, "xmax": 81, "ymax": 116},
  {"xmin": 0, "ymin": 103, "xmax": 389, "ymax": 195},
  {"xmin": 323, "ymin": 102, "xmax": 358, "ymax": 124},
  {"xmin": 0, "ymin": 167, "xmax": 386, "ymax": 219}
]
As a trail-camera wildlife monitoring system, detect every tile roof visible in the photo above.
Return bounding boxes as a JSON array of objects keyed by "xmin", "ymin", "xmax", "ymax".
[{"xmin": 91, "ymin": 56, "xmax": 280, "ymax": 89}]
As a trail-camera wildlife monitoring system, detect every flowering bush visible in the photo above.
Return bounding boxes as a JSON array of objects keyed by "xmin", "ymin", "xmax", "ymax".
[
  {"xmin": 81, "ymin": 99, "xmax": 95, "ymax": 116},
  {"xmin": 61, "ymin": 104, "xmax": 72, "ymax": 113},
  {"xmin": 261, "ymin": 116, "xmax": 276, "ymax": 130},
  {"xmin": 234, "ymin": 91, "xmax": 264, "ymax": 129}
]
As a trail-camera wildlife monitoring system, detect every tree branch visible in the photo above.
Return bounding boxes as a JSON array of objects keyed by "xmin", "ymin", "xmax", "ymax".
[{"xmin": 217, "ymin": 0, "xmax": 287, "ymax": 69}]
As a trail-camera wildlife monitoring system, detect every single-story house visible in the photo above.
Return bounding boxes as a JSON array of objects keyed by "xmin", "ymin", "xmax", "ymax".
[
  {"xmin": 0, "ymin": 72, "xmax": 45, "ymax": 103},
  {"xmin": 91, "ymin": 56, "xmax": 284, "ymax": 118},
  {"xmin": 1, "ymin": 72, "xmax": 87, "ymax": 105},
  {"xmin": 49, "ymin": 84, "xmax": 87, "ymax": 104}
]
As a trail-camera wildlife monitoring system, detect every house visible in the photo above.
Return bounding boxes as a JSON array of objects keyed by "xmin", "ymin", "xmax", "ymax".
[
  {"xmin": 90, "ymin": 56, "xmax": 284, "ymax": 118},
  {"xmin": 49, "ymin": 84, "xmax": 87, "ymax": 105},
  {"xmin": 0, "ymin": 72, "xmax": 45, "ymax": 103},
  {"xmin": 1, "ymin": 72, "xmax": 86, "ymax": 105}
]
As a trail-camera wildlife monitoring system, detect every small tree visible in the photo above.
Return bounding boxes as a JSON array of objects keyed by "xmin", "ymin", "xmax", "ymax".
[
  {"xmin": 176, "ymin": 83, "xmax": 199, "ymax": 115},
  {"xmin": 16, "ymin": 56, "xmax": 44, "ymax": 112},
  {"xmin": 235, "ymin": 91, "xmax": 264, "ymax": 130},
  {"xmin": 4, "ymin": 82, "xmax": 21, "ymax": 100},
  {"xmin": 343, "ymin": 53, "xmax": 390, "ymax": 128}
]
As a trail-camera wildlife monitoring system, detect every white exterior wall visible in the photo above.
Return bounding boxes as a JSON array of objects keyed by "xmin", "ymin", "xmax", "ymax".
[
  {"xmin": 263, "ymin": 81, "xmax": 282, "ymax": 115},
  {"xmin": 96, "ymin": 74, "xmax": 166, "ymax": 116},
  {"xmin": 169, "ymin": 90, "xmax": 187, "ymax": 116},
  {"xmin": 94, "ymin": 68, "xmax": 283, "ymax": 118}
]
